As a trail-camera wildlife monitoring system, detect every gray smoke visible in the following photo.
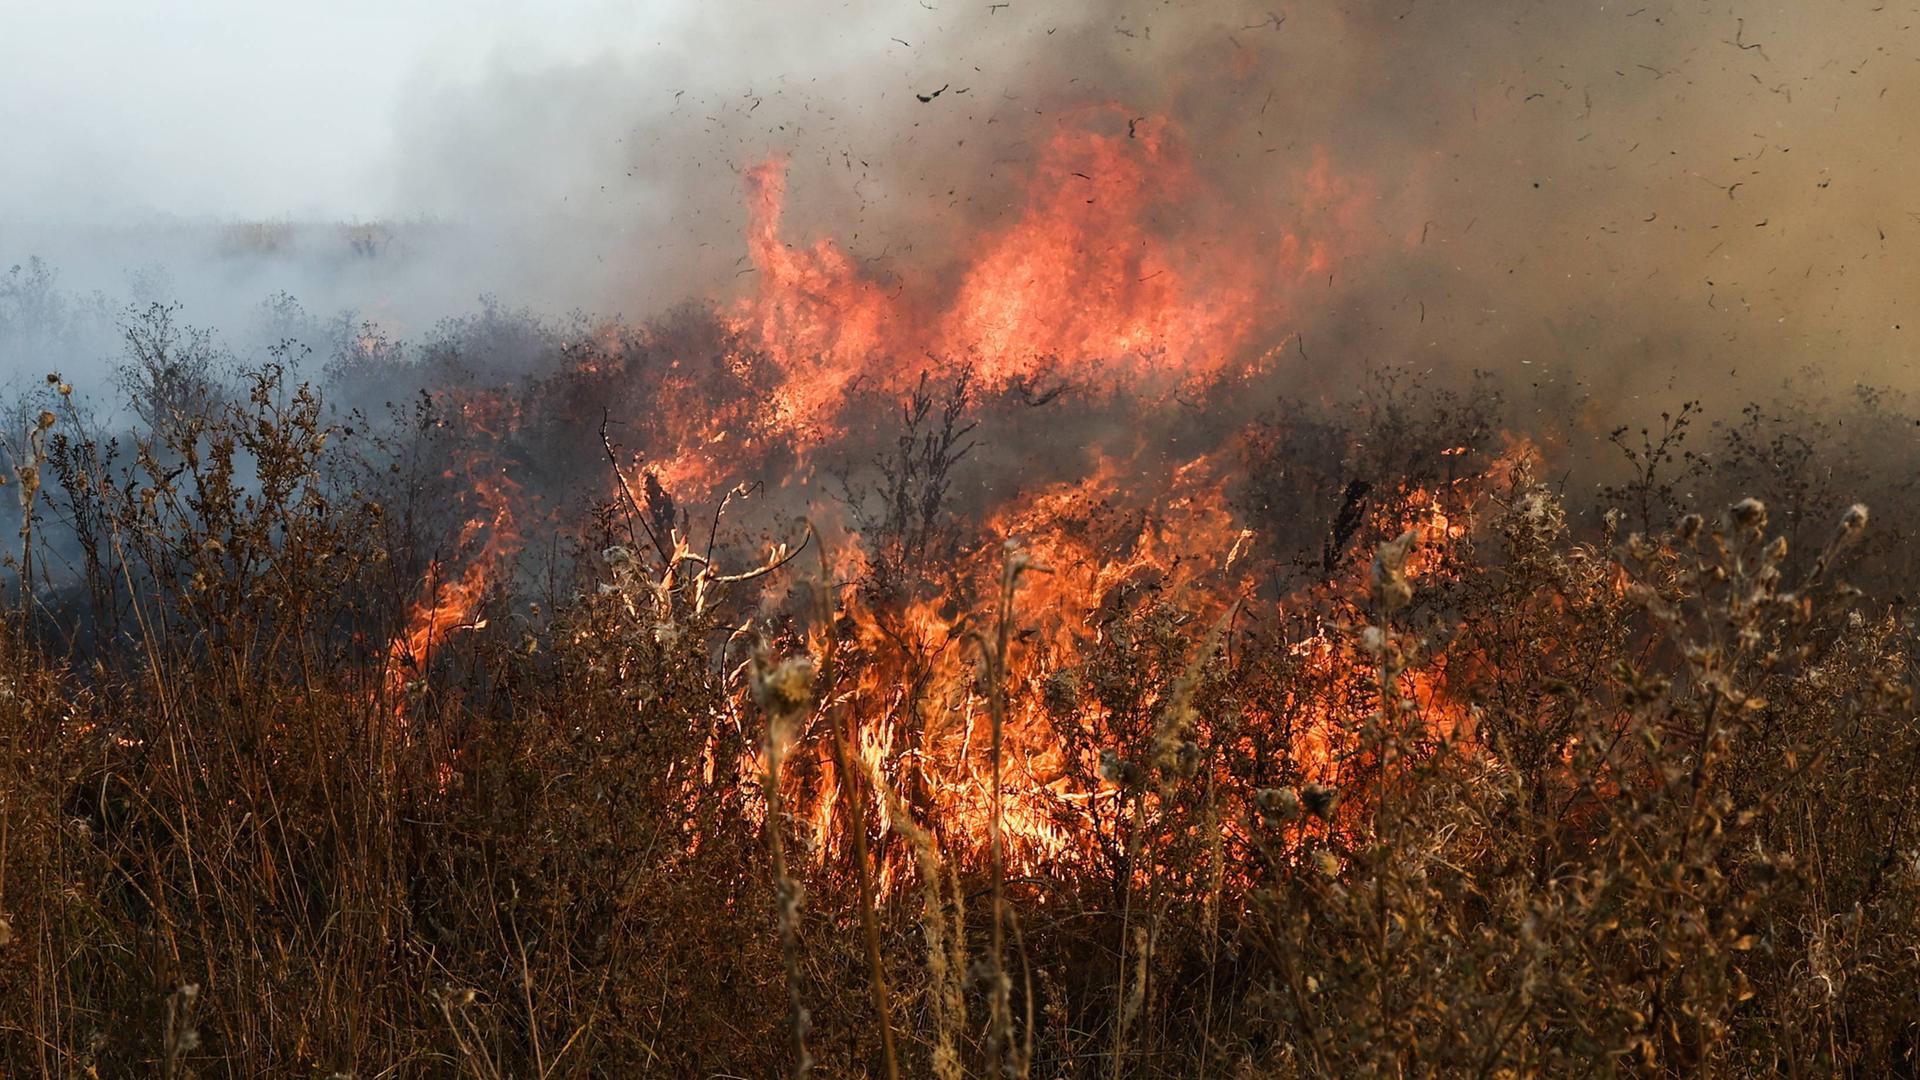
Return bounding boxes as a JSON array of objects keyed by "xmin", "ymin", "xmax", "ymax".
[{"xmin": 3, "ymin": 0, "xmax": 1915, "ymax": 427}]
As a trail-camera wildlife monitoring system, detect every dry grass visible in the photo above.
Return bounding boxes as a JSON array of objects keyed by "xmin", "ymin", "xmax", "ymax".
[{"xmin": 1, "ymin": 310, "xmax": 1919, "ymax": 1076}]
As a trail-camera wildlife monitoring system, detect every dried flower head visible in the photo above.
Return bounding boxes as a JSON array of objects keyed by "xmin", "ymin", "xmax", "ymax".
[
  {"xmin": 1301, "ymin": 783, "xmax": 1341, "ymax": 820},
  {"xmin": 1729, "ymin": 497, "xmax": 1768, "ymax": 531},
  {"xmin": 750, "ymin": 653, "xmax": 816, "ymax": 718},
  {"xmin": 1099, "ymin": 749, "xmax": 1143, "ymax": 788},
  {"xmin": 1370, "ymin": 528, "xmax": 1422, "ymax": 614},
  {"xmin": 1255, "ymin": 786, "xmax": 1302, "ymax": 822},
  {"xmin": 1042, "ymin": 668, "xmax": 1081, "ymax": 716}
]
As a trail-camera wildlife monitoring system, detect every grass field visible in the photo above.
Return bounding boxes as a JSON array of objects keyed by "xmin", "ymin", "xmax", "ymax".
[{"xmin": 2, "ymin": 303, "xmax": 1919, "ymax": 1077}]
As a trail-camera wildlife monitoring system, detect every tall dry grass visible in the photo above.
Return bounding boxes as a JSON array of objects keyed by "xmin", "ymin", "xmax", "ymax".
[{"xmin": 0, "ymin": 314, "xmax": 1918, "ymax": 1076}]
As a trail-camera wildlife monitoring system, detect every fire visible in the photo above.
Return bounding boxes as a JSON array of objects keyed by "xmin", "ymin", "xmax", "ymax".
[
  {"xmin": 622, "ymin": 109, "xmax": 1489, "ymax": 887},
  {"xmin": 776, "ymin": 439, "xmax": 1516, "ymax": 885},
  {"xmin": 736, "ymin": 109, "xmax": 1351, "ymax": 395},
  {"xmin": 635, "ymin": 108, "xmax": 1369, "ymax": 501},
  {"xmin": 386, "ymin": 106, "xmax": 1510, "ymax": 892},
  {"xmin": 934, "ymin": 118, "xmax": 1264, "ymax": 389},
  {"xmin": 381, "ymin": 455, "xmax": 523, "ymax": 720}
]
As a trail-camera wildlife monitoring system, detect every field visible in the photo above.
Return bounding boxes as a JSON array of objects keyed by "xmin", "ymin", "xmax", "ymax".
[{"xmin": 1, "ymin": 283, "xmax": 1919, "ymax": 1077}]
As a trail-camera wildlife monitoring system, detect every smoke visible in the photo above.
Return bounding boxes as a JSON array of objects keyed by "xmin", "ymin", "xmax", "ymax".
[
  {"xmin": 3, "ymin": 1, "xmax": 1916, "ymax": 427},
  {"xmin": 378, "ymin": 0, "xmax": 1920, "ymax": 426}
]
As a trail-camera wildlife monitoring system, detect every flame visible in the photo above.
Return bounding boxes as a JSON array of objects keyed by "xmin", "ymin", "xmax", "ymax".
[
  {"xmin": 396, "ymin": 107, "xmax": 1529, "ymax": 894},
  {"xmin": 607, "ymin": 112, "xmax": 1500, "ymax": 891},
  {"xmin": 633, "ymin": 109, "xmax": 1368, "ymax": 501},
  {"xmin": 381, "ymin": 440, "xmax": 524, "ymax": 722},
  {"xmin": 737, "ymin": 434, "xmax": 1517, "ymax": 891}
]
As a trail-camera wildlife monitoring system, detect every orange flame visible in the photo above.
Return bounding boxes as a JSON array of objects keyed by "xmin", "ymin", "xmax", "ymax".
[
  {"xmin": 636, "ymin": 109, "xmax": 1368, "ymax": 501},
  {"xmin": 399, "ymin": 106, "xmax": 1527, "ymax": 895},
  {"xmin": 381, "ymin": 457, "xmax": 523, "ymax": 721}
]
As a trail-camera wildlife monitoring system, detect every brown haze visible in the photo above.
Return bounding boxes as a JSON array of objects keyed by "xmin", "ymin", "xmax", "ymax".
[{"xmin": 382, "ymin": 1, "xmax": 1920, "ymax": 413}]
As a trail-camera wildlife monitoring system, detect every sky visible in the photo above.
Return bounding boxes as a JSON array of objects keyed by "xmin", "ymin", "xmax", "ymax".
[
  {"xmin": 0, "ymin": 0, "xmax": 679, "ymax": 222},
  {"xmin": 0, "ymin": 0, "xmax": 1113, "ymax": 319}
]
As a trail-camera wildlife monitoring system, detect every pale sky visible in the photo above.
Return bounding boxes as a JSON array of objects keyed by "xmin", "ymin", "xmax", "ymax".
[{"xmin": 0, "ymin": 0, "xmax": 684, "ymax": 221}]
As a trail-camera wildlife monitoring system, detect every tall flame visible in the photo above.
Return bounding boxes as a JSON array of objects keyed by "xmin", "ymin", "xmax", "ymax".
[
  {"xmin": 630, "ymin": 109, "xmax": 1369, "ymax": 500},
  {"xmin": 389, "ymin": 106, "xmax": 1507, "ymax": 891}
]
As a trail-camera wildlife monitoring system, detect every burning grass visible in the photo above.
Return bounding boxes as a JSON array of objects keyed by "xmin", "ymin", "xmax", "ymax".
[
  {"xmin": 4, "ymin": 118, "xmax": 1920, "ymax": 1074},
  {"xmin": 1, "ymin": 324, "xmax": 1918, "ymax": 1076}
]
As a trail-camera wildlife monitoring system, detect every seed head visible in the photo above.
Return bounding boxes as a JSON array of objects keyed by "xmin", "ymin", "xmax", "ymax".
[
  {"xmin": 1254, "ymin": 786, "xmax": 1302, "ymax": 822},
  {"xmin": 1042, "ymin": 669, "xmax": 1081, "ymax": 716},
  {"xmin": 1358, "ymin": 625, "xmax": 1388, "ymax": 658},
  {"xmin": 751, "ymin": 654, "xmax": 816, "ymax": 717},
  {"xmin": 1370, "ymin": 528, "xmax": 1421, "ymax": 614},
  {"xmin": 1729, "ymin": 497, "xmax": 1768, "ymax": 531},
  {"xmin": 1099, "ymin": 749, "xmax": 1143, "ymax": 788},
  {"xmin": 1301, "ymin": 783, "xmax": 1341, "ymax": 820}
]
